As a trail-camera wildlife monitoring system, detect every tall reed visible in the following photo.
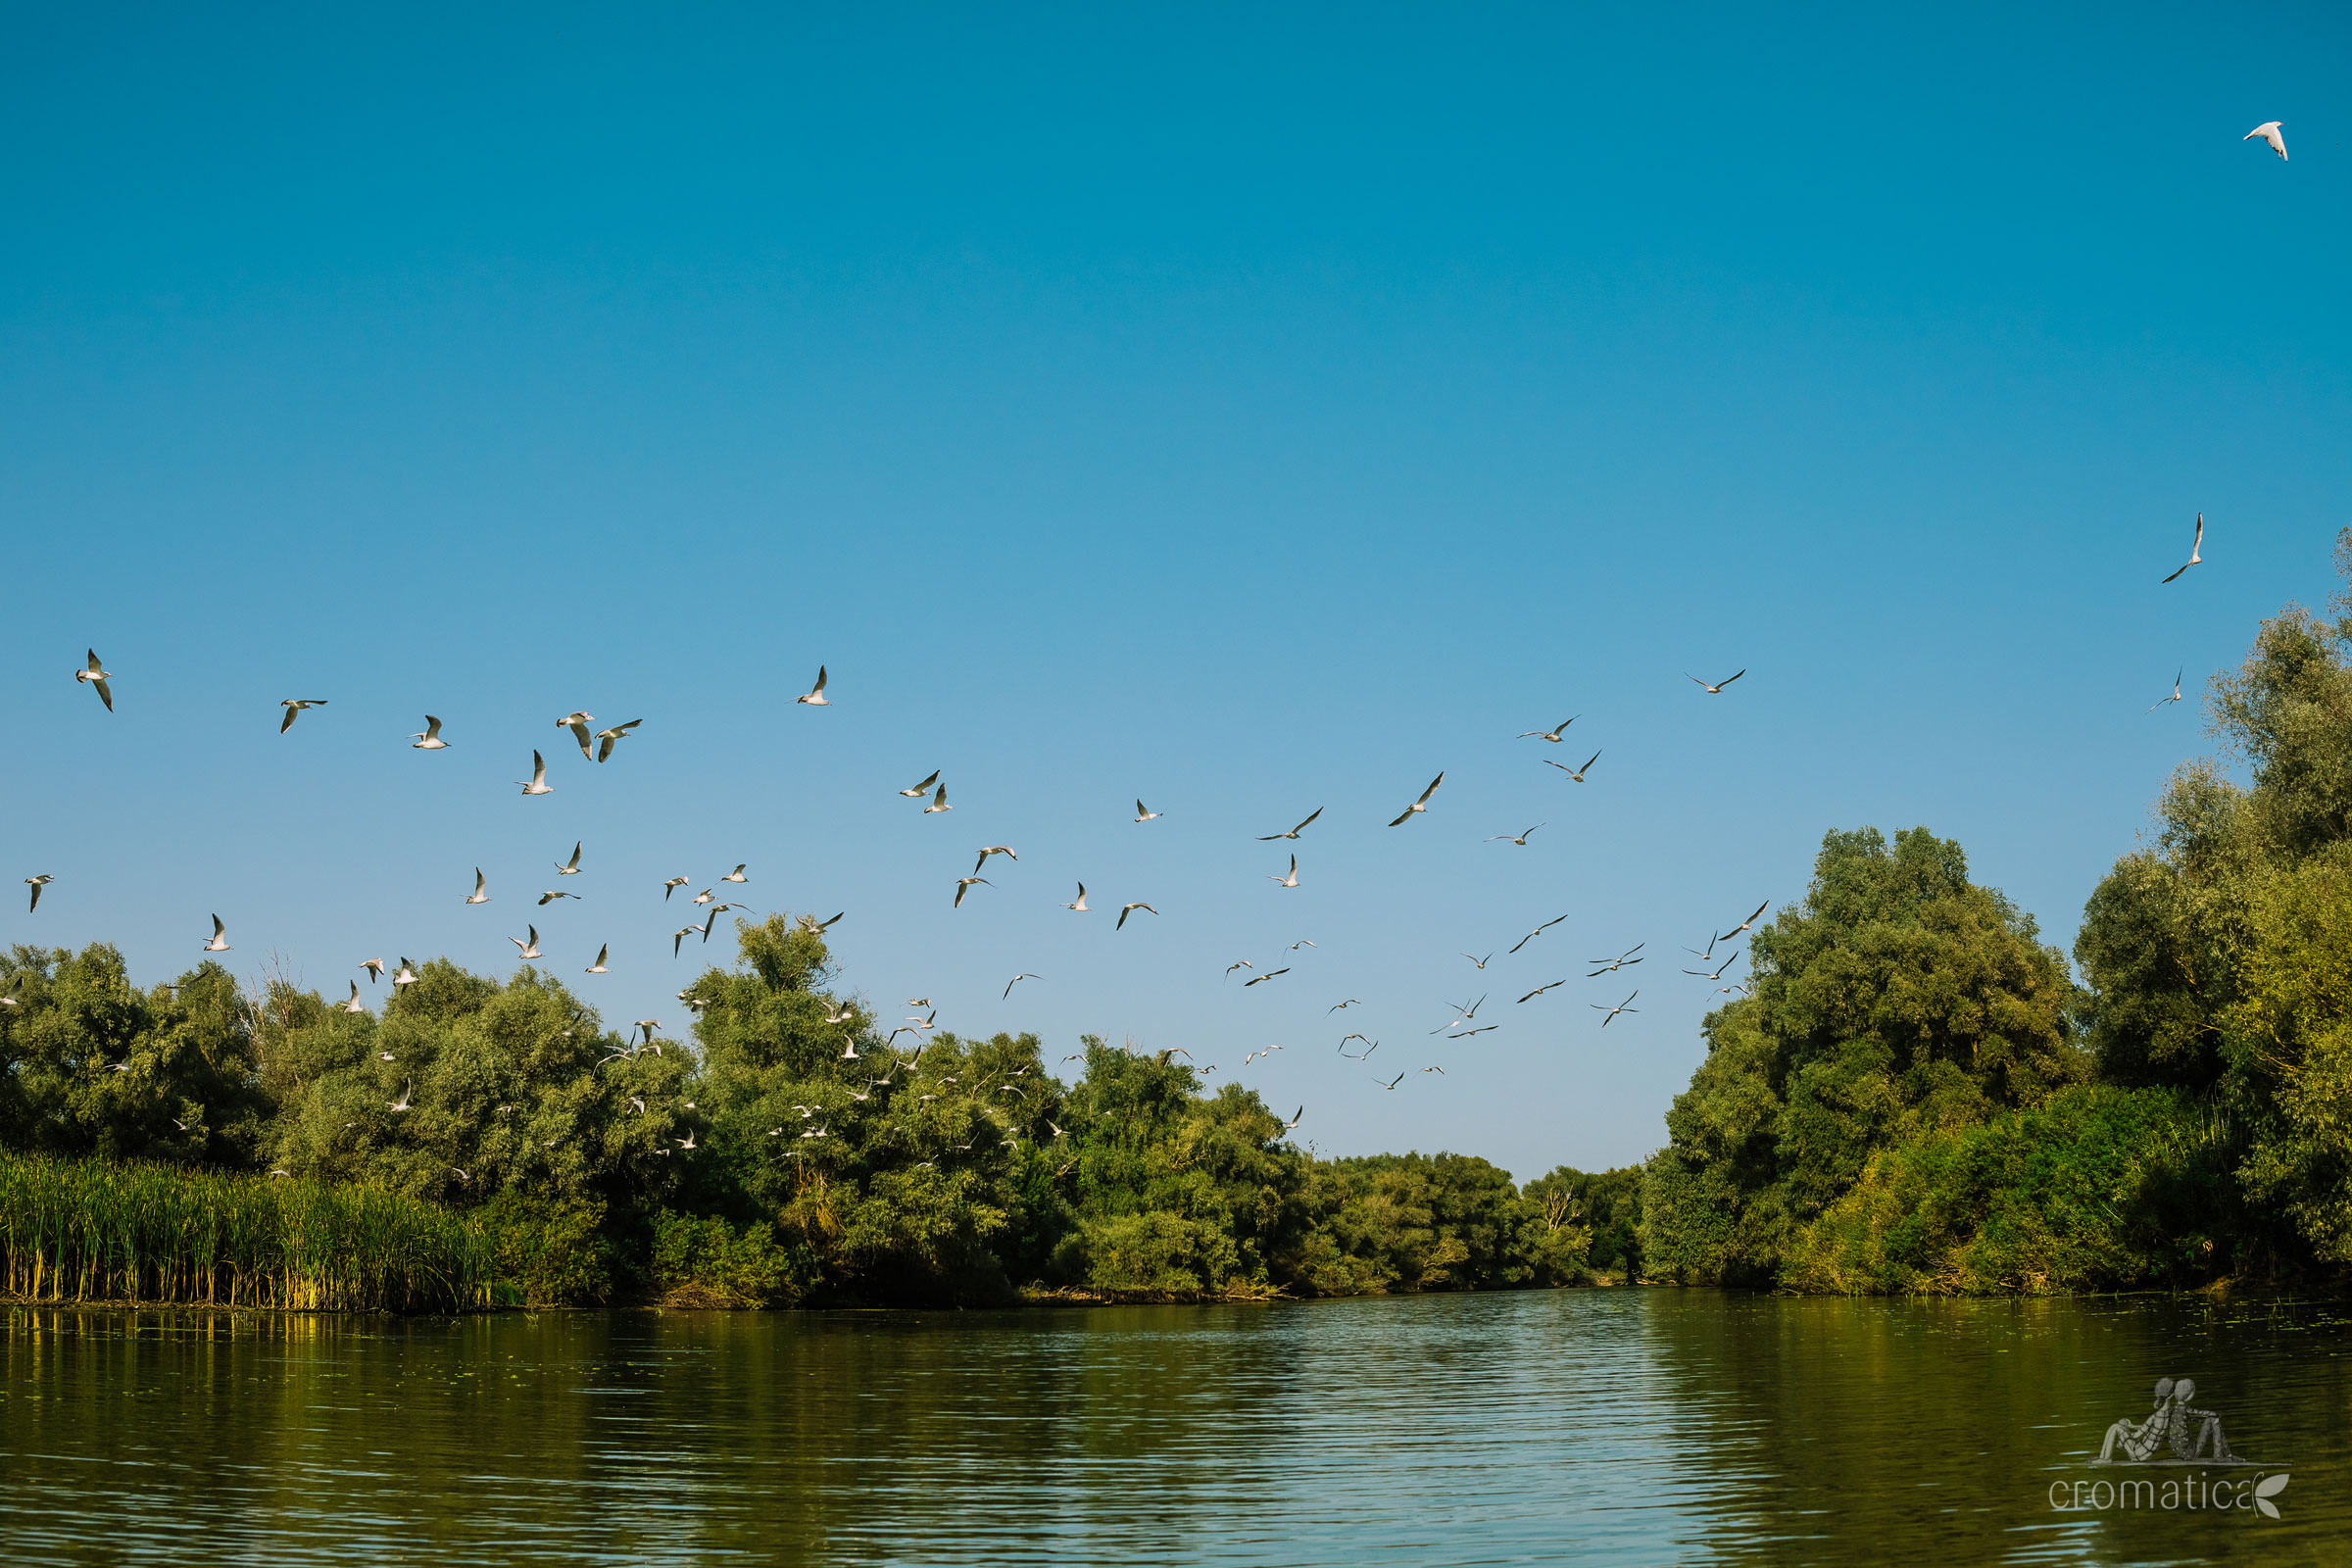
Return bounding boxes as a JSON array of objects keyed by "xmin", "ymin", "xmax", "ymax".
[{"xmin": 0, "ymin": 1151, "xmax": 493, "ymax": 1312}]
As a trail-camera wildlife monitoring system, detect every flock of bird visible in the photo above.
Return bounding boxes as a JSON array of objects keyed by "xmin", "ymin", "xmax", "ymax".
[
  {"xmin": 19, "ymin": 494, "xmax": 2228, "ymax": 1150},
  {"xmin": 23, "ymin": 116, "xmax": 2283, "ymax": 1149}
]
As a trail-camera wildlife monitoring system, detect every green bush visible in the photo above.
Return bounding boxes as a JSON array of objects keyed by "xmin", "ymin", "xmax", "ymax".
[
  {"xmin": 648, "ymin": 1209, "xmax": 811, "ymax": 1308},
  {"xmin": 1784, "ymin": 1085, "xmax": 2238, "ymax": 1294},
  {"xmin": 477, "ymin": 1191, "xmax": 614, "ymax": 1305}
]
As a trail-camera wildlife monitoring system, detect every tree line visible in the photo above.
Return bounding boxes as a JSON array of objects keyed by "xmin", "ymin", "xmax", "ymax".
[
  {"xmin": 1641, "ymin": 532, "xmax": 2352, "ymax": 1292},
  {"xmin": 0, "ymin": 916, "xmax": 1609, "ymax": 1306}
]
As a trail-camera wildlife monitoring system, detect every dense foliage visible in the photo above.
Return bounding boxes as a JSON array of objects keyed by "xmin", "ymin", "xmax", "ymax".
[
  {"xmin": 1643, "ymin": 532, "xmax": 2352, "ymax": 1293},
  {"xmin": 0, "ymin": 923, "xmax": 1600, "ymax": 1308}
]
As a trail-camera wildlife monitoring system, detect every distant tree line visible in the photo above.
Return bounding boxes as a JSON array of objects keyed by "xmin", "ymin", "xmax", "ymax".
[
  {"xmin": 0, "ymin": 921, "xmax": 1608, "ymax": 1307},
  {"xmin": 1641, "ymin": 532, "xmax": 2352, "ymax": 1293}
]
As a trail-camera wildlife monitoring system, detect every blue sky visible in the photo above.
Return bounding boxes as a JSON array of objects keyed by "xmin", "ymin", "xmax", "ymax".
[{"xmin": 4, "ymin": 3, "xmax": 2348, "ymax": 1177}]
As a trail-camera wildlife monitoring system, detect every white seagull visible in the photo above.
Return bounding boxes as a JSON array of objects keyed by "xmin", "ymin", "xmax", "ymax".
[
  {"xmin": 1687, "ymin": 669, "xmax": 1745, "ymax": 694},
  {"xmin": 410, "ymin": 714, "xmax": 448, "ymax": 749},
  {"xmin": 1257, "ymin": 808, "xmax": 1322, "ymax": 841},
  {"xmin": 1592, "ymin": 991, "xmax": 1641, "ymax": 1026},
  {"xmin": 900, "ymin": 770, "xmax": 941, "ymax": 799},
  {"xmin": 2162, "ymin": 514, "xmax": 2204, "ymax": 584},
  {"xmin": 1064, "ymin": 883, "xmax": 1090, "ymax": 911},
  {"xmin": 2149, "ymin": 669, "xmax": 2184, "ymax": 712},
  {"xmin": 557, "ymin": 711, "xmax": 595, "ymax": 758},
  {"xmin": 585, "ymin": 944, "xmax": 611, "ymax": 974},
  {"xmin": 924, "ymin": 783, "xmax": 954, "ymax": 814},
  {"xmin": 721, "ymin": 864, "xmax": 748, "ymax": 883},
  {"xmin": 1268, "ymin": 855, "xmax": 1300, "ymax": 889},
  {"xmin": 1388, "ymin": 773, "xmax": 1444, "ymax": 827},
  {"xmin": 2245, "ymin": 121, "xmax": 2286, "ymax": 160},
  {"xmin": 512, "ymin": 926, "xmax": 543, "ymax": 960},
  {"xmin": 1134, "ymin": 800, "xmax": 1162, "ymax": 823},
  {"xmin": 516, "ymin": 751, "xmax": 554, "ymax": 796},
  {"xmin": 75, "ymin": 650, "xmax": 113, "ymax": 710},
  {"xmin": 662, "ymin": 875, "xmax": 690, "ymax": 899},
  {"xmin": 1517, "ymin": 716, "xmax": 1578, "ymax": 742},
  {"xmin": 593, "ymin": 719, "xmax": 641, "ymax": 763},
  {"xmin": 26, "ymin": 874, "xmax": 53, "ymax": 911},
  {"xmin": 1116, "ymin": 902, "xmax": 1158, "ymax": 930},
  {"xmin": 278, "ymin": 698, "xmax": 327, "ymax": 733},
  {"xmin": 341, "ymin": 981, "xmax": 368, "ymax": 1014},
  {"xmin": 360, "ymin": 958, "xmax": 385, "ymax": 985},
  {"xmin": 202, "ymin": 914, "xmax": 230, "ymax": 953},
  {"xmin": 1004, "ymin": 973, "xmax": 1040, "ymax": 999},
  {"xmin": 557, "ymin": 842, "xmax": 583, "ymax": 875},
  {"xmin": 466, "ymin": 868, "xmax": 490, "ymax": 905},
  {"xmin": 797, "ymin": 665, "xmax": 830, "ymax": 706},
  {"xmin": 392, "ymin": 958, "xmax": 419, "ymax": 988},
  {"xmin": 1488, "ymin": 824, "xmax": 1544, "ymax": 846},
  {"xmin": 954, "ymin": 876, "xmax": 991, "ymax": 908}
]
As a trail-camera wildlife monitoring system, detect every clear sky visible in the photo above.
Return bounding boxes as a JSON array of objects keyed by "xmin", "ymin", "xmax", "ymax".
[{"xmin": 4, "ymin": 3, "xmax": 2348, "ymax": 1178}]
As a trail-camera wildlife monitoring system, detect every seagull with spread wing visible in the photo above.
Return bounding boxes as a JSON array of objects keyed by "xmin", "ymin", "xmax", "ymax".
[
  {"xmin": 1687, "ymin": 669, "xmax": 1745, "ymax": 694},
  {"xmin": 1509, "ymin": 915, "xmax": 1567, "ymax": 956},
  {"xmin": 2162, "ymin": 514, "xmax": 2204, "ymax": 584},
  {"xmin": 516, "ymin": 751, "xmax": 554, "ymax": 796},
  {"xmin": 1258, "ymin": 808, "xmax": 1322, "ymax": 841},
  {"xmin": 74, "ymin": 650, "xmax": 113, "ymax": 710},
  {"xmin": 1388, "ymin": 772, "xmax": 1444, "ymax": 826},
  {"xmin": 797, "ymin": 665, "xmax": 830, "ymax": 706},
  {"xmin": 1544, "ymin": 751, "xmax": 1601, "ymax": 783},
  {"xmin": 278, "ymin": 699, "xmax": 327, "ymax": 732},
  {"xmin": 1116, "ymin": 901, "xmax": 1157, "ymax": 930},
  {"xmin": 1517, "ymin": 716, "xmax": 1579, "ymax": 742}
]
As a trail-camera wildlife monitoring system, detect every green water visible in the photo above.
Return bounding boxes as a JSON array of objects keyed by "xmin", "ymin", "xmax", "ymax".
[{"xmin": 2, "ymin": 1289, "xmax": 2345, "ymax": 1565}]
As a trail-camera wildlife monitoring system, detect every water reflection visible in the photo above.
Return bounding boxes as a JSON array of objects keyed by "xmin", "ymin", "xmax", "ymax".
[{"xmin": 0, "ymin": 1290, "xmax": 2343, "ymax": 1565}]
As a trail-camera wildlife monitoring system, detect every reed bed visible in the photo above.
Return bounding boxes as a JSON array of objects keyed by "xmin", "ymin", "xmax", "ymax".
[{"xmin": 0, "ymin": 1151, "xmax": 494, "ymax": 1313}]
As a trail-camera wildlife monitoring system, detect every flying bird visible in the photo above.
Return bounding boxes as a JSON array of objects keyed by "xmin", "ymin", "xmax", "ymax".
[
  {"xmin": 797, "ymin": 665, "xmax": 830, "ymax": 706},
  {"xmin": 516, "ymin": 752, "xmax": 554, "ymax": 796},
  {"xmin": 202, "ymin": 915, "xmax": 230, "ymax": 953},
  {"xmin": 538, "ymin": 889, "xmax": 580, "ymax": 906},
  {"xmin": 1589, "ymin": 944, "xmax": 1645, "ymax": 976},
  {"xmin": 1488, "ymin": 824, "xmax": 1544, "ymax": 846},
  {"xmin": 900, "ymin": 770, "xmax": 941, "ymax": 798},
  {"xmin": 1378, "ymin": 1071, "xmax": 1405, "ymax": 1091},
  {"xmin": 593, "ymin": 719, "xmax": 641, "ymax": 763},
  {"xmin": 954, "ymin": 876, "xmax": 991, "ymax": 908},
  {"xmin": 1268, "ymin": 855, "xmax": 1300, "ymax": 889},
  {"xmin": 721, "ymin": 864, "xmax": 748, "ymax": 883},
  {"xmin": 1592, "ymin": 991, "xmax": 1640, "ymax": 1025},
  {"xmin": 1517, "ymin": 717, "xmax": 1579, "ymax": 742},
  {"xmin": 1463, "ymin": 953, "xmax": 1493, "ymax": 970},
  {"xmin": 1116, "ymin": 902, "xmax": 1158, "ymax": 930},
  {"xmin": 359, "ymin": 958, "xmax": 385, "ymax": 985},
  {"xmin": 1257, "ymin": 808, "xmax": 1323, "ymax": 841},
  {"xmin": 1134, "ymin": 800, "xmax": 1162, "ymax": 822},
  {"xmin": 74, "ymin": 650, "xmax": 113, "ymax": 710},
  {"xmin": 973, "ymin": 846, "xmax": 1016, "ymax": 875},
  {"xmin": 1243, "ymin": 967, "xmax": 1291, "ymax": 987},
  {"xmin": 392, "ymin": 958, "xmax": 419, "ymax": 988},
  {"xmin": 662, "ymin": 876, "xmax": 690, "ymax": 899},
  {"xmin": 1509, "ymin": 915, "xmax": 1567, "ymax": 956},
  {"xmin": 1329, "ymin": 999, "xmax": 1360, "ymax": 1012},
  {"xmin": 1290, "ymin": 939, "xmax": 1316, "ymax": 950},
  {"xmin": 1687, "ymin": 670, "xmax": 1745, "ymax": 694},
  {"xmin": 512, "ymin": 926, "xmax": 543, "ymax": 960},
  {"xmin": 466, "ymin": 869, "xmax": 490, "ymax": 905},
  {"xmin": 1226, "ymin": 959, "xmax": 1254, "ymax": 976},
  {"xmin": 1544, "ymin": 751, "xmax": 1601, "ymax": 783},
  {"xmin": 1063, "ymin": 883, "xmax": 1090, "ymax": 911},
  {"xmin": 1003, "ymin": 973, "xmax": 1040, "ymax": 999},
  {"xmin": 1517, "ymin": 979, "xmax": 1567, "ymax": 1004},
  {"xmin": 556, "ymin": 842, "xmax": 583, "ymax": 875},
  {"xmin": 2149, "ymin": 669, "xmax": 2185, "ymax": 712},
  {"xmin": 1719, "ymin": 901, "xmax": 1770, "ymax": 941},
  {"xmin": 341, "ymin": 981, "xmax": 368, "ymax": 1014},
  {"xmin": 585, "ymin": 944, "xmax": 611, "ymax": 974},
  {"xmin": 672, "ymin": 926, "xmax": 700, "ymax": 958},
  {"xmin": 388, "ymin": 1081, "xmax": 414, "ymax": 1112},
  {"xmin": 557, "ymin": 712, "xmax": 595, "ymax": 759},
  {"xmin": 410, "ymin": 714, "xmax": 448, "ymax": 750},
  {"xmin": 1684, "ymin": 951, "xmax": 1741, "ymax": 981},
  {"xmin": 2245, "ymin": 121, "xmax": 2287, "ymax": 160},
  {"xmin": 278, "ymin": 699, "xmax": 327, "ymax": 732},
  {"xmin": 2161, "ymin": 514, "xmax": 2205, "ymax": 584},
  {"xmin": 1388, "ymin": 772, "xmax": 1444, "ymax": 827},
  {"xmin": 924, "ymin": 783, "xmax": 953, "ymax": 814},
  {"xmin": 25, "ymin": 875, "xmax": 53, "ymax": 912}
]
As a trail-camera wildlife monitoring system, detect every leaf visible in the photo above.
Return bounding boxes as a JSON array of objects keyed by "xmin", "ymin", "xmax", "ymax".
[{"xmin": 2256, "ymin": 1472, "xmax": 2289, "ymax": 1518}]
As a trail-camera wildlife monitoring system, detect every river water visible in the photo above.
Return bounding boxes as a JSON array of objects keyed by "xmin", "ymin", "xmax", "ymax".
[{"xmin": 1, "ymin": 1288, "xmax": 2345, "ymax": 1565}]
